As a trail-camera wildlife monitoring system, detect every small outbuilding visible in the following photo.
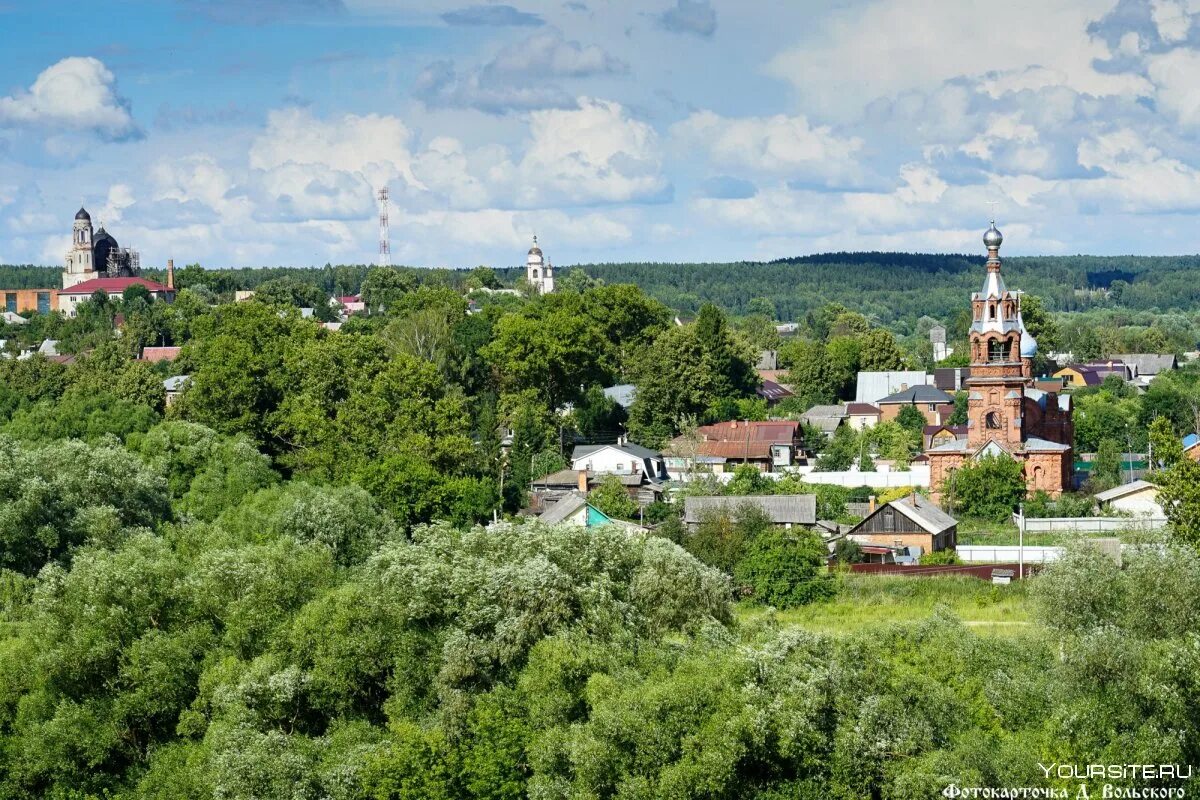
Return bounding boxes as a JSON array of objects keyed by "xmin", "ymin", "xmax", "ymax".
[{"xmin": 1093, "ymin": 479, "xmax": 1163, "ymax": 517}]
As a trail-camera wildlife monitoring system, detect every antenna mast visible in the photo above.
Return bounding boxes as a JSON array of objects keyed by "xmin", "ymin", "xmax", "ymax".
[{"xmin": 377, "ymin": 186, "xmax": 390, "ymax": 268}]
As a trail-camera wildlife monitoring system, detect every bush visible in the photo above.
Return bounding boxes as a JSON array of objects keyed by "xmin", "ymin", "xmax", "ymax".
[
  {"xmin": 833, "ymin": 537, "xmax": 863, "ymax": 564},
  {"xmin": 946, "ymin": 455, "xmax": 1025, "ymax": 522},
  {"xmin": 733, "ymin": 529, "xmax": 834, "ymax": 608},
  {"xmin": 918, "ymin": 549, "xmax": 959, "ymax": 565}
]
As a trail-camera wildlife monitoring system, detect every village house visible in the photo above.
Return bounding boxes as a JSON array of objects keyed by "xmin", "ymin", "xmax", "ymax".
[
  {"xmin": 1184, "ymin": 433, "xmax": 1200, "ymax": 462},
  {"xmin": 800, "ymin": 404, "xmax": 846, "ymax": 437},
  {"xmin": 163, "ymin": 375, "xmax": 189, "ymax": 407},
  {"xmin": 844, "ymin": 403, "xmax": 882, "ymax": 430},
  {"xmin": 756, "ymin": 379, "xmax": 794, "ymax": 406},
  {"xmin": 570, "ymin": 442, "xmax": 667, "ymax": 479},
  {"xmin": 537, "ymin": 491, "xmax": 644, "ymax": 533},
  {"xmin": 845, "ymin": 493, "xmax": 958, "ymax": 554},
  {"xmin": 665, "ymin": 420, "xmax": 802, "ymax": 476},
  {"xmin": 923, "ymin": 423, "xmax": 967, "ymax": 450},
  {"xmin": 876, "ymin": 385, "xmax": 955, "ymax": 425},
  {"xmin": 682, "ymin": 494, "xmax": 817, "ymax": 532}
]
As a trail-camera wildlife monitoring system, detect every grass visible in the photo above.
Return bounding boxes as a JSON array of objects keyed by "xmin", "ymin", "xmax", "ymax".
[{"xmin": 737, "ymin": 572, "xmax": 1035, "ymax": 637}]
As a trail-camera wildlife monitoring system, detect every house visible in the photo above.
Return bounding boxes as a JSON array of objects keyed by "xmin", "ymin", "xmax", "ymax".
[
  {"xmin": 58, "ymin": 276, "xmax": 175, "ymax": 318},
  {"xmin": 845, "ymin": 402, "xmax": 882, "ymax": 430},
  {"xmin": 923, "ymin": 424, "xmax": 967, "ymax": 450},
  {"xmin": 1053, "ymin": 365, "xmax": 1103, "ymax": 388},
  {"xmin": 1081, "ymin": 360, "xmax": 1134, "ymax": 381},
  {"xmin": 332, "ymin": 295, "xmax": 366, "ymax": 315},
  {"xmin": 876, "ymin": 385, "xmax": 955, "ymax": 425},
  {"xmin": 0, "ymin": 289, "xmax": 57, "ymax": 315},
  {"xmin": 139, "ymin": 346, "xmax": 181, "ymax": 363},
  {"xmin": 1094, "ymin": 480, "xmax": 1164, "ymax": 517},
  {"xmin": 570, "ymin": 442, "xmax": 667, "ymax": 480},
  {"xmin": 855, "ymin": 370, "xmax": 933, "ymax": 404},
  {"xmin": 665, "ymin": 420, "xmax": 802, "ymax": 475},
  {"xmin": 846, "ymin": 493, "xmax": 958, "ymax": 553},
  {"xmin": 757, "ymin": 369, "xmax": 792, "ymax": 389},
  {"xmin": 534, "ymin": 466, "xmax": 664, "ymax": 511},
  {"xmin": 163, "ymin": 375, "xmax": 189, "ymax": 406},
  {"xmin": 1, "ymin": 311, "xmax": 29, "ymax": 325},
  {"xmin": 756, "ymin": 379, "xmax": 794, "ymax": 405},
  {"xmin": 1111, "ymin": 354, "xmax": 1178, "ymax": 379},
  {"xmin": 537, "ymin": 491, "xmax": 644, "ymax": 532},
  {"xmin": 1184, "ymin": 434, "xmax": 1200, "ymax": 462},
  {"xmin": 683, "ymin": 494, "xmax": 817, "ymax": 531},
  {"xmin": 800, "ymin": 404, "xmax": 846, "ymax": 436}
]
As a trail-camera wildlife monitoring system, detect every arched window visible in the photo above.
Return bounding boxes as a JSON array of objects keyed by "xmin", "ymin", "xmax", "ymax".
[
  {"xmin": 1032, "ymin": 465, "xmax": 1044, "ymax": 487},
  {"xmin": 532, "ymin": 269, "xmax": 539, "ymax": 279},
  {"xmin": 985, "ymin": 411, "xmax": 1001, "ymax": 429},
  {"xmin": 989, "ymin": 302, "xmax": 996, "ymax": 320},
  {"xmin": 988, "ymin": 339, "xmax": 1006, "ymax": 362}
]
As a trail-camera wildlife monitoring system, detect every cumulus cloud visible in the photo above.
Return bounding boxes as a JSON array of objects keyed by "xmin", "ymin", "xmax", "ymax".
[
  {"xmin": 1150, "ymin": 0, "xmax": 1192, "ymax": 42},
  {"xmin": 1073, "ymin": 128, "xmax": 1200, "ymax": 212},
  {"xmin": 440, "ymin": 4, "xmax": 543, "ymax": 26},
  {"xmin": 671, "ymin": 110, "xmax": 864, "ymax": 186},
  {"xmin": 0, "ymin": 57, "xmax": 139, "ymax": 140},
  {"xmin": 1147, "ymin": 48, "xmax": 1200, "ymax": 128},
  {"xmin": 657, "ymin": 0, "xmax": 716, "ymax": 37}
]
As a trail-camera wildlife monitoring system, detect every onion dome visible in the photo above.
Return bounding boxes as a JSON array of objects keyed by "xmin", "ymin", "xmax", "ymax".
[
  {"xmin": 528, "ymin": 235, "xmax": 542, "ymax": 257},
  {"xmin": 983, "ymin": 221, "xmax": 1003, "ymax": 249},
  {"xmin": 1018, "ymin": 311, "xmax": 1037, "ymax": 357},
  {"xmin": 75, "ymin": 207, "xmax": 91, "ymax": 221}
]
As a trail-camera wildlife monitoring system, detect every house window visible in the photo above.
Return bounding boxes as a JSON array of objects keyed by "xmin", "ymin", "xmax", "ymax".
[
  {"xmin": 985, "ymin": 411, "xmax": 1001, "ymax": 429},
  {"xmin": 4, "ymin": 293, "xmax": 15, "ymax": 313},
  {"xmin": 36, "ymin": 292, "xmax": 49, "ymax": 314}
]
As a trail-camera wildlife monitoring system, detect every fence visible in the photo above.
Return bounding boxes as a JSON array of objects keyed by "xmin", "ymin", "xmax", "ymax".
[
  {"xmin": 1011, "ymin": 513, "xmax": 1167, "ymax": 533},
  {"xmin": 844, "ymin": 561, "xmax": 1042, "ymax": 580},
  {"xmin": 789, "ymin": 465, "xmax": 930, "ymax": 488},
  {"xmin": 956, "ymin": 545, "xmax": 1063, "ymax": 563}
]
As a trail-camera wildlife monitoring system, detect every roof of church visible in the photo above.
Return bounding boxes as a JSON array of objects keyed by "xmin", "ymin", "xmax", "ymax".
[
  {"xmin": 75, "ymin": 207, "xmax": 90, "ymax": 221},
  {"xmin": 61, "ymin": 276, "xmax": 171, "ymax": 295}
]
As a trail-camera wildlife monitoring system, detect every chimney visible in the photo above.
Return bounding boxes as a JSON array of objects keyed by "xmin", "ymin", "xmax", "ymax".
[
  {"xmin": 166, "ymin": 259, "xmax": 175, "ymax": 290},
  {"xmin": 577, "ymin": 469, "xmax": 588, "ymax": 492},
  {"xmin": 868, "ymin": 495, "xmax": 876, "ymax": 514},
  {"xmin": 910, "ymin": 489, "xmax": 918, "ymax": 505}
]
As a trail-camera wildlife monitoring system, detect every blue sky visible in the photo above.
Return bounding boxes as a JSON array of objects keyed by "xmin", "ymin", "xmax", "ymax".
[{"xmin": 1, "ymin": 0, "xmax": 1199, "ymax": 269}]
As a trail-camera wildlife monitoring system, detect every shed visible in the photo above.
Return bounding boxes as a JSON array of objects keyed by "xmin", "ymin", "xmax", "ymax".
[{"xmin": 1093, "ymin": 480, "xmax": 1163, "ymax": 517}]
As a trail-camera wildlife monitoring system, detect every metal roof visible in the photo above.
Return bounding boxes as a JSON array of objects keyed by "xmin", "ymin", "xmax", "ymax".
[
  {"xmin": 855, "ymin": 371, "xmax": 932, "ymax": 404},
  {"xmin": 1094, "ymin": 479, "xmax": 1158, "ymax": 503},
  {"xmin": 890, "ymin": 495, "xmax": 958, "ymax": 535},
  {"xmin": 538, "ymin": 492, "xmax": 588, "ymax": 525},
  {"xmin": 572, "ymin": 442, "xmax": 661, "ymax": 461},
  {"xmin": 877, "ymin": 385, "xmax": 954, "ymax": 405},
  {"xmin": 683, "ymin": 494, "xmax": 817, "ymax": 525}
]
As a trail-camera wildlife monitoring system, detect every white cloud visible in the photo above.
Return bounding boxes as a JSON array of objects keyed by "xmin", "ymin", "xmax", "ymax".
[
  {"xmin": 1074, "ymin": 129, "xmax": 1200, "ymax": 212},
  {"xmin": 671, "ymin": 110, "xmax": 863, "ymax": 185},
  {"xmin": 515, "ymin": 98, "xmax": 667, "ymax": 205},
  {"xmin": 767, "ymin": 0, "xmax": 1152, "ymax": 118},
  {"xmin": 486, "ymin": 29, "xmax": 626, "ymax": 77},
  {"xmin": 1151, "ymin": 0, "xmax": 1192, "ymax": 43},
  {"xmin": 0, "ymin": 57, "xmax": 139, "ymax": 139},
  {"xmin": 1147, "ymin": 48, "xmax": 1200, "ymax": 128}
]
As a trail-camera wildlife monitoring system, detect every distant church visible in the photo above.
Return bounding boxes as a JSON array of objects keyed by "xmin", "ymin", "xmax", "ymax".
[
  {"xmin": 927, "ymin": 222, "xmax": 1074, "ymax": 501},
  {"xmin": 64, "ymin": 207, "xmax": 140, "ymax": 290},
  {"xmin": 525, "ymin": 236, "xmax": 554, "ymax": 294}
]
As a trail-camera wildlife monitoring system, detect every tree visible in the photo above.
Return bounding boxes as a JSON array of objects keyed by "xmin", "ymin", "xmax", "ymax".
[
  {"xmin": 482, "ymin": 309, "xmax": 611, "ymax": 411},
  {"xmin": 947, "ymin": 454, "xmax": 1026, "ymax": 521},
  {"xmin": 733, "ymin": 528, "xmax": 835, "ymax": 608},
  {"xmin": 588, "ymin": 475, "xmax": 639, "ymax": 521},
  {"xmin": 360, "ymin": 268, "xmax": 416, "ymax": 314},
  {"xmin": 857, "ymin": 328, "xmax": 906, "ymax": 371},
  {"xmin": 948, "ymin": 391, "xmax": 968, "ymax": 425},
  {"xmin": 1159, "ymin": 458, "xmax": 1200, "ymax": 546},
  {"xmin": 895, "ymin": 405, "xmax": 926, "ymax": 436},
  {"xmin": 1149, "ymin": 416, "xmax": 1184, "ymax": 470},
  {"xmin": 1091, "ymin": 438, "xmax": 1122, "ymax": 489},
  {"xmin": 813, "ymin": 425, "xmax": 860, "ymax": 472}
]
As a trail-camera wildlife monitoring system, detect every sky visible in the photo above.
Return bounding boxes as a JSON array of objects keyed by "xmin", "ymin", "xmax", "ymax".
[{"xmin": 1, "ymin": 0, "xmax": 1199, "ymax": 270}]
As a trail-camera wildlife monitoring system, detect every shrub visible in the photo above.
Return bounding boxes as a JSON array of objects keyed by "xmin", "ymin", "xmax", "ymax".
[
  {"xmin": 733, "ymin": 528, "xmax": 834, "ymax": 608},
  {"xmin": 833, "ymin": 537, "xmax": 863, "ymax": 564},
  {"xmin": 918, "ymin": 549, "xmax": 959, "ymax": 565}
]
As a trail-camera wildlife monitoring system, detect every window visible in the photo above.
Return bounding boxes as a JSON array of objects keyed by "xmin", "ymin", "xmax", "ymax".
[
  {"xmin": 985, "ymin": 411, "xmax": 1001, "ymax": 429},
  {"xmin": 988, "ymin": 302, "xmax": 996, "ymax": 320},
  {"xmin": 36, "ymin": 292, "xmax": 49, "ymax": 314},
  {"xmin": 5, "ymin": 293, "xmax": 15, "ymax": 313},
  {"xmin": 531, "ymin": 269, "xmax": 539, "ymax": 279},
  {"xmin": 988, "ymin": 339, "xmax": 1006, "ymax": 362}
]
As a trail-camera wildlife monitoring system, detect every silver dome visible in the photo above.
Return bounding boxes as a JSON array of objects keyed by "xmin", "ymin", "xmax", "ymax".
[
  {"xmin": 983, "ymin": 222, "xmax": 1003, "ymax": 249},
  {"xmin": 1017, "ymin": 311, "xmax": 1037, "ymax": 357}
]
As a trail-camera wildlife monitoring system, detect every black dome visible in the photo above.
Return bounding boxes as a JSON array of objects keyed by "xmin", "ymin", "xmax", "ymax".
[
  {"xmin": 92, "ymin": 228, "xmax": 120, "ymax": 269},
  {"xmin": 75, "ymin": 207, "xmax": 91, "ymax": 221}
]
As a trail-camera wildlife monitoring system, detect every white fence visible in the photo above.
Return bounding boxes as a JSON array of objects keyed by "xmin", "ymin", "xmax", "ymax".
[
  {"xmin": 788, "ymin": 465, "xmax": 930, "ymax": 488},
  {"xmin": 1012, "ymin": 513, "xmax": 1168, "ymax": 533},
  {"xmin": 956, "ymin": 545, "xmax": 1063, "ymax": 563}
]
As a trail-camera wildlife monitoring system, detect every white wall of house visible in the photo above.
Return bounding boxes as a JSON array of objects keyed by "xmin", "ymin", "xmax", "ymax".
[
  {"xmin": 571, "ymin": 445, "xmax": 663, "ymax": 477},
  {"xmin": 1103, "ymin": 487, "xmax": 1164, "ymax": 517},
  {"xmin": 845, "ymin": 414, "xmax": 879, "ymax": 431}
]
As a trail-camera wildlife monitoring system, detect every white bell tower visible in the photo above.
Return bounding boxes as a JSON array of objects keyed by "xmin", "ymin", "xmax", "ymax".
[
  {"xmin": 525, "ymin": 235, "xmax": 554, "ymax": 294},
  {"xmin": 63, "ymin": 207, "xmax": 95, "ymax": 289}
]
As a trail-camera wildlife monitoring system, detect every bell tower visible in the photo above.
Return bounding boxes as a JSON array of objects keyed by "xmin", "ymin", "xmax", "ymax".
[
  {"xmin": 63, "ymin": 207, "xmax": 95, "ymax": 290},
  {"xmin": 965, "ymin": 221, "xmax": 1034, "ymax": 450},
  {"xmin": 526, "ymin": 235, "xmax": 554, "ymax": 294}
]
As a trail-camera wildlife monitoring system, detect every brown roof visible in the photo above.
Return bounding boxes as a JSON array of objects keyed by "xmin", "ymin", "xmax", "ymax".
[
  {"xmin": 845, "ymin": 402, "xmax": 881, "ymax": 416},
  {"xmin": 139, "ymin": 346, "xmax": 182, "ymax": 363},
  {"xmin": 695, "ymin": 420, "xmax": 799, "ymax": 443}
]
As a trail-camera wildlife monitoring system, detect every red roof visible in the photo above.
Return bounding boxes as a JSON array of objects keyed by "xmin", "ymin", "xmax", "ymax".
[
  {"xmin": 139, "ymin": 346, "xmax": 182, "ymax": 363},
  {"xmin": 845, "ymin": 403, "xmax": 881, "ymax": 415},
  {"xmin": 60, "ymin": 276, "xmax": 171, "ymax": 295},
  {"xmin": 337, "ymin": 295, "xmax": 362, "ymax": 304}
]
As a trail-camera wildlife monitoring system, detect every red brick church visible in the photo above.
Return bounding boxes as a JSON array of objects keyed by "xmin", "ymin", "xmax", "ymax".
[{"xmin": 928, "ymin": 222, "xmax": 1073, "ymax": 503}]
